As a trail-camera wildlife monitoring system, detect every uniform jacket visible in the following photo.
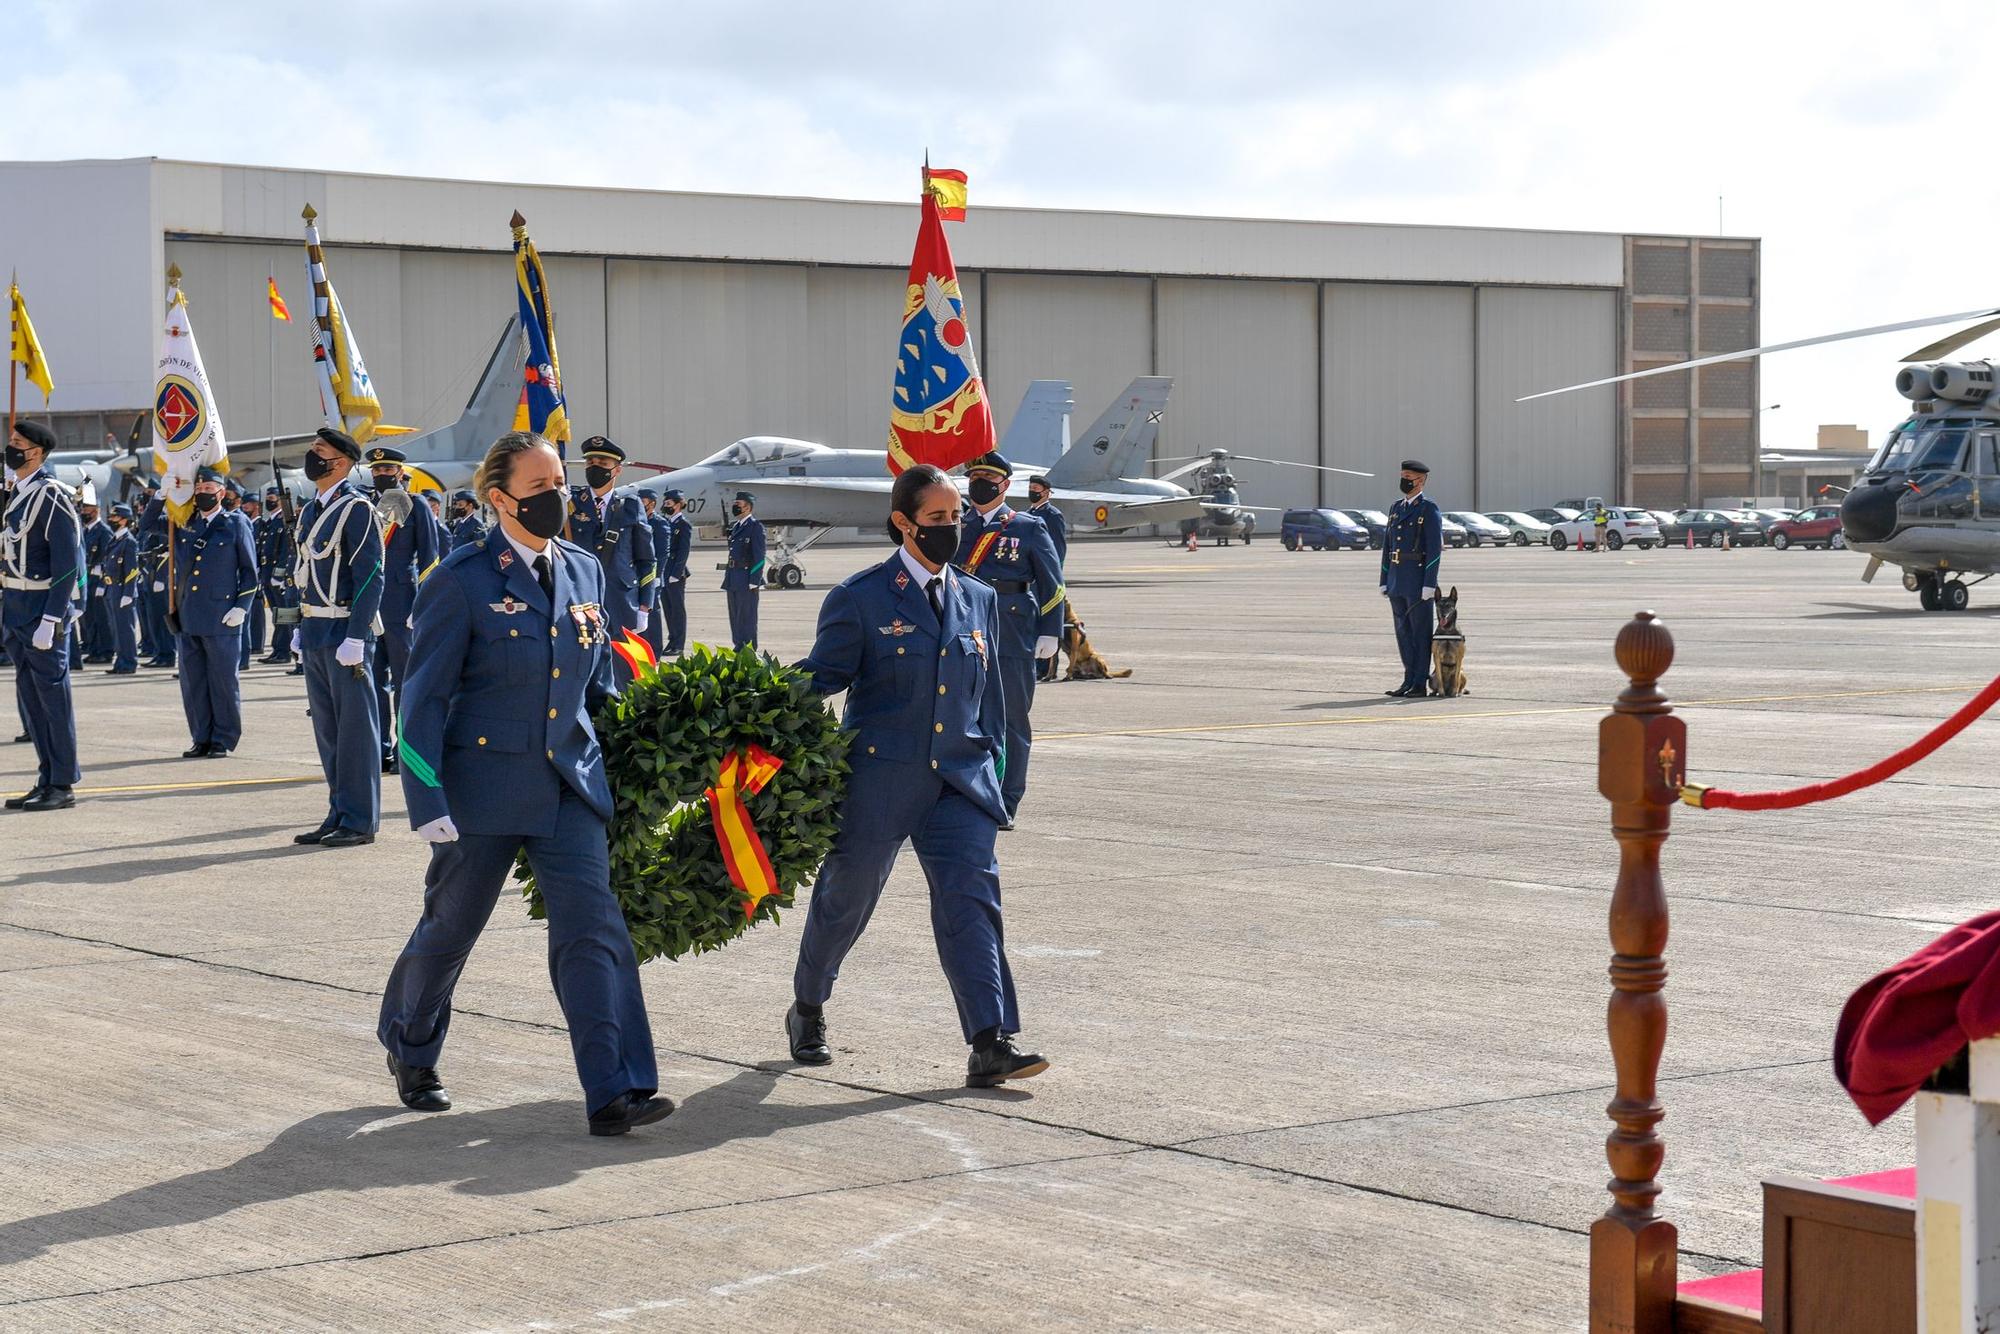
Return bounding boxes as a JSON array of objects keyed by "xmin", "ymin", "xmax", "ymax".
[
  {"xmin": 657, "ymin": 510, "xmax": 692, "ymax": 581},
  {"xmin": 1, "ymin": 467, "xmax": 83, "ymax": 627},
  {"xmin": 797, "ymin": 553, "xmax": 1007, "ymax": 830},
  {"xmin": 168, "ymin": 507, "xmax": 259, "ymax": 636},
  {"xmin": 103, "ymin": 526, "xmax": 141, "ymax": 599},
  {"xmin": 82, "ymin": 518, "xmax": 111, "ymax": 600},
  {"xmin": 1029, "ymin": 500, "xmax": 1069, "ymax": 563},
  {"xmin": 255, "ymin": 511, "xmax": 300, "ymax": 605},
  {"xmin": 952, "ymin": 504, "xmax": 1065, "ymax": 659},
  {"xmin": 566, "ymin": 486, "xmax": 656, "ymax": 610},
  {"xmin": 379, "ymin": 487, "xmax": 444, "ymax": 623},
  {"xmin": 292, "ymin": 477, "xmax": 387, "ymax": 648},
  {"xmin": 449, "ymin": 513, "xmax": 487, "ymax": 550},
  {"xmin": 722, "ymin": 514, "xmax": 766, "ymax": 592},
  {"xmin": 398, "ymin": 535, "xmax": 618, "ymax": 838},
  {"xmin": 1380, "ymin": 492, "xmax": 1443, "ymax": 598}
]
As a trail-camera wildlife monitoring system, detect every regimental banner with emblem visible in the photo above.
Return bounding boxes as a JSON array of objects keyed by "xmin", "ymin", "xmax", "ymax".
[
  {"xmin": 153, "ymin": 267, "xmax": 229, "ymax": 525},
  {"xmin": 510, "ymin": 210, "xmax": 570, "ymax": 454},
  {"xmin": 301, "ymin": 204, "xmax": 382, "ymax": 443},
  {"xmin": 886, "ymin": 165, "xmax": 993, "ymax": 476}
]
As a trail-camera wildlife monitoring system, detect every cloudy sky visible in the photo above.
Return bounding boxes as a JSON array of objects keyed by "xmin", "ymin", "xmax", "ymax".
[{"xmin": 9, "ymin": 0, "xmax": 1987, "ymax": 444}]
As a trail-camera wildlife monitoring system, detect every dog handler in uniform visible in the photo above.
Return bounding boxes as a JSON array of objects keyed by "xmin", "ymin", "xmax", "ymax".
[
  {"xmin": 784, "ymin": 463, "xmax": 1050, "ymax": 1090},
  {"xmin": 378, "ymin": 432, "xmax": 668, "ymax": 1138},
  {"xmin": 1380, "ymin": 459, "xmax": 1442, "ymax": 698}
]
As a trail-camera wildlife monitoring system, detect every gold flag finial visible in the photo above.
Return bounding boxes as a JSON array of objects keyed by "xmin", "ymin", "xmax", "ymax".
[
  {"xmin": 302, "ymin": 203, "xmax": 318, "ymax": 222},
  {"xmin": 166, "ymin": 262, "xmax": 182, "ymax": 284},
  {"xmin": 509, "ymin": 208, "xmax": 527, "ymax": 234}
]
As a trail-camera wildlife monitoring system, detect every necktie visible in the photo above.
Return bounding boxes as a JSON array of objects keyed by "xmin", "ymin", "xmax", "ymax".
[
  {"xmin": 534, "ymin": 553, "xmax": 554, "ymax": 603},
  {"xmin": 926, "ymin": 576, "xmax": 943, "ymax": 623}
]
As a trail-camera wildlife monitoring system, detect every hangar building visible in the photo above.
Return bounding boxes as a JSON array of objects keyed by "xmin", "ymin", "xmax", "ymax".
[{"xmin": 0, "ymin": 158, "xmax": 1760, "ymax": 514}]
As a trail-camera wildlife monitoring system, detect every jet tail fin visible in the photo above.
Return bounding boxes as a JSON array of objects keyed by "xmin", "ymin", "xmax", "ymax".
[
  {"xmin": 401, "ymin": 314, "xmax": 526, "ymax": 468},
  {"xmin": 996, "ymin": 380, "xmax": 1073, "ymax": 473},
  {"xmin": 1045, "ymin": 376, "xmax": 1173, "ymax": 488}
]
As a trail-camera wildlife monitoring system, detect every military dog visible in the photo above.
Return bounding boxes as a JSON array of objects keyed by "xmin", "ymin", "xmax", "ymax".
[
  {"xmin": 1059, "ymin": 604, "xmax": 1132, "ymax": 681},
  {"xmin": 1427, "ymin": 586, "xmax": 1469, "ymax": 698}
]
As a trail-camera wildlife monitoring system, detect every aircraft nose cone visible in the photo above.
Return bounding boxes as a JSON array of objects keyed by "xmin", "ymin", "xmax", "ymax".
[{"xmin": 1840, "ymin": 480, "xmax": 1900, "ymax": 545}]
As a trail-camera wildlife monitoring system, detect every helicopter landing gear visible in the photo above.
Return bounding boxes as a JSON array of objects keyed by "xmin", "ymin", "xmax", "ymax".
[
  {"xmin": 1944, "ymin": 580, "xmax": 1971, "ymax": 611},
  {"xmin": 1912, "ymin": 571, "xmax": 1975, "ymax": 611}
]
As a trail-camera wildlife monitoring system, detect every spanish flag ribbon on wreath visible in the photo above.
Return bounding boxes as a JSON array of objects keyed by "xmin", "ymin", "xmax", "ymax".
[
  {"xmin": 152, "ymin": 267, "xmax": 228, "ymax": 525},
  {"xmin": 886, "ymin": 163, "xmax": 992, "ymax": 475}
]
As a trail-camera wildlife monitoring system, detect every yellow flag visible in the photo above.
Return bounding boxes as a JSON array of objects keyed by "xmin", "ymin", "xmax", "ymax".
[{"xmin": 9, "ymin": 282, "xmax": 53, "ymax": 400}]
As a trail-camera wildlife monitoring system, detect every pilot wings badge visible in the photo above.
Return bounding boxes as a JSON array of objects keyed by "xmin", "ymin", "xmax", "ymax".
[{"xmin": 878, "ymin": 620, "xmax": 915, "ymax": 637}]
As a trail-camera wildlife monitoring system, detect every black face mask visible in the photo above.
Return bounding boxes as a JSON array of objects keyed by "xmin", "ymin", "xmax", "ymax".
[
  {"xmin": 453, "ymin": 506, "xmax": 473, "ymax": 520},
  {"xmin": 732, "ymin": 504, "xmax": 747, "ymax": 519},
  {"xmin": 3, "ymin": 446, "xmax": 27, "ymax": 471},
  {"xmin": 1028, "ymin": 491, "xmax": 1047, "ymax": 506},
  {"xmin": 585, "ymin": 465, "xmax": 615, "ymax": 490},
  {"xmin": 968, "ymin": 477, "xmax": 1004, "ymax": 506},
  {"xmin": 303, "ymin": 452, "xmax": 336, "ymax": 482},
  {"xmin": 373, "ymin": 474, "xmax": 401, "ymax": 494},
  {"xmin": 1398, "ymin": 477, "xmax": 1418, "ymax": 495},
  {"xmin": 504, "ymin": 487, "xmax": 568, "ymax": 540},
  {"xmin": 900, "ymin": 518, "xmax": 960, "ymax": 565},
  {"xmin": 193, "ymin": 492, "xmax": 220, "ymax": 513}
]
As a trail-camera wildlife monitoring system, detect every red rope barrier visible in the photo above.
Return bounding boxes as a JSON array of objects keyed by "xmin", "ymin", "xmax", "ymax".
[{"xmin": 1683, "ymin": 672, "xmax": 2000, "ymax": 810}]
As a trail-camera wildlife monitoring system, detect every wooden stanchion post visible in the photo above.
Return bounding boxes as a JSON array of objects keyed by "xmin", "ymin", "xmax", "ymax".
[{"xmin": 1591, "ymin": 610, "xmax": 1686, "ymax": 1334}]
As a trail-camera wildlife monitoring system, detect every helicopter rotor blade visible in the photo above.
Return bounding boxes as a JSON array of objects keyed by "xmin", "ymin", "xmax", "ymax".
[
  {"xmin": 1229, "ymin": 453, "xmax": 1375, "ymax": 477},
  {"xmin": 1147, "ymin": 455, "xmax": 1204, "ymax": 468},
  {"xmin": 1157, "ymin": 460, "xmax": 1209, "ymax": 485},
  {"xmin": 1515, "ymin": 305, "xmax": 2000, "ymax": 402},
  {"xmin": 1902, "ymin": 314, "xmax": 2000, "ymax": 362}
]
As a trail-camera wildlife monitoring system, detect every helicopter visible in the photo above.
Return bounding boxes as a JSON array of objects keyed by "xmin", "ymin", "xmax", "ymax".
[
  {"xmin": 1148, "ymin": 447, "xmax": 1372, "ymax": 546},
  {"xmin": 1520, "ymin": 302, "xmax": 2000, "ymax": 611}
]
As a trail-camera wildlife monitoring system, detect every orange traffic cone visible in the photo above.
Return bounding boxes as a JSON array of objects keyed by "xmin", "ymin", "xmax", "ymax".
[{"xmin": 1685, "ymin": 528, "xmax": 1693, "ymax": 550}]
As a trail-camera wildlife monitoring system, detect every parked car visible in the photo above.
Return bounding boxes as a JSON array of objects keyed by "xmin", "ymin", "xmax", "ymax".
[
  {"xmin": 1438, "ymin": 514, "xmax": 1470, "ymax": 548},
  {"xmin": 1526, "ymin": 506, "xmax": 1582, "ymax": 526},
  {"xmin": 1445, "ymin": 511, "xmax": 1512, "ymax": 547},
  {"xmin": 1750, "ymin": 508, "xmax": 1797, "ymax": 526},
  {"xmin": 1548, "ymin": 507, "xmax": 1661, "ymax": 551},
  {"xmin": 1337, "ymin": 508, "xmax": 1389, "ymax": 548},
  {"xmin": 1482, "ymin": 511, "xmax": 1553, "ymax": 546},
  {"xmin": 1657, "ymin": 508, "xmax": 1765, "ymax": 547},
  {"xmin": 1767, "ymin": 504, "xmax": 1847, "ymax": 550},
  {"xmin": 1280, "ymin": 508, "xmax": 1371, "ymax": 551}
]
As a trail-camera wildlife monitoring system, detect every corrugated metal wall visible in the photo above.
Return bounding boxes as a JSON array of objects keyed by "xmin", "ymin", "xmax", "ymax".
[{"xmin": 167, "ymin": 237, "xmax": 1622, "ymax": 511}]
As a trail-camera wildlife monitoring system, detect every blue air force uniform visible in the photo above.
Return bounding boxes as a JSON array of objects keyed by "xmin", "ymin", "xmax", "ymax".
[
  {"xmin": 722, "ymin": 499, "xmax": 765, "ymax": 648},
  {"xmin": 166, "ymin": 500, "xmax": 258, "ymax": 752},
  {"xmin": 372, "ymin": 478, "xmax": 444, "ymax": 765},
  {"xmin": 2, "ymin": 465, "xmax": 84, "ymax": 794},
  {"xmin": 256, "ymin": 499, "xmax": 300, "ymax": 662},
  {"xmin": 954, "ymin": 495, "xmax": 1065, "ymax": 820},
  {"xmin": 654, "ymin": 496, "xmax": 691, "ymax": 656},
  {"xmin": 565, "ymin": 486, "xmax": 656, "ymax": 639},
  {"xmin": 791, "ymin": 551, "xmax": 1020, "ymax": 1043},
  {"xmin": 139, "ymin": 506, "xmax": 174, "ymax": 666},
  {"xmin": 379, "ymin": 533, "xmax": 658, "ymax": 1117},
  {"xmin": 79, "ymin": 512, "xmax": 113, "ymax": 661},
  {"xmin": 295, "ymin": 469, "xmax": 386, "ymax": 837},
  {"xmin": 1380, "ymin": 463, "xmax": 1444, "ymax": 695},
  {"xmin": 1029, "ymin": 498, "xmax": 1069, "ymax": 564},
  {"xmin": 102, "ymin": 515, "xmax": 141, "ymax": 673},
  {"xmin": 448, "ymin": 492, "xmax": 487, "ymax": 551}
]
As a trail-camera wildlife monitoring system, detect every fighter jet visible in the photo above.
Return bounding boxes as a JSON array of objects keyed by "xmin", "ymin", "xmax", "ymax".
[{"xmin": 641, "ymin": 377, "xmax": 1211, "ymax": 587}]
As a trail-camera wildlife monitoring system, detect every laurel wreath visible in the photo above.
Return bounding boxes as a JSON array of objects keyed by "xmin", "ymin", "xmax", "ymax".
[{"xmin": 516, "ymin": 644, "xmax": 852, "ymax": 963}]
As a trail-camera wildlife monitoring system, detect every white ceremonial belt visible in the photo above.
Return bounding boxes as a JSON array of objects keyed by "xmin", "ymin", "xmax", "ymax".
[
  {"xmin": 300, "ymin": 604, "xmax": 351, "ymax": 619},
  {"xmin": 0, "ymin": 575, "xmax": 53, "ymax": 590}
]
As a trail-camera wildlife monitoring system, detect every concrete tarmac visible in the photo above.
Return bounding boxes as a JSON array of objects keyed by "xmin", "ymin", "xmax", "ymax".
[{"xmin": 0, "ymin": 536, "xmax": 1976, "ymax": 1330}]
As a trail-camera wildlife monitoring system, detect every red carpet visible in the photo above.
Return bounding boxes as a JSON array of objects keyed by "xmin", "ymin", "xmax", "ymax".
[{"xmin": 1672, "ymin": 1167, "xmax": 1915, "ymax": 1314}]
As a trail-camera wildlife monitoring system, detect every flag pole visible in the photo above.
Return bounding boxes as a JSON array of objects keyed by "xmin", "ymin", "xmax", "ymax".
[
  {"xmin": 8, "ymin": 270, "xmax": 17, "ymax": 442},
  {"xmin": 164, "ymin": 265, "xmax": 180, "ymax": 635},
  {"xmin": 267, "ymin": 264, "xmax": 279, "ymax": 488}
]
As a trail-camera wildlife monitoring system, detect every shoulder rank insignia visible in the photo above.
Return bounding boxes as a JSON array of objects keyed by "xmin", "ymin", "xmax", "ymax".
[
  {"xmin": 894, "ymin": 569, "xmax": 910, "ymax": 591},
  {"xmin": 497, "ymin": 548, "xmax": 515, "ymax": 569},
  {"xmin": 489, "ymin": 597, "xmax": 526, "ymax": 615},
  {"xmin": 879, "ymin": 620, "xmax": 914, "ymax": 636}
]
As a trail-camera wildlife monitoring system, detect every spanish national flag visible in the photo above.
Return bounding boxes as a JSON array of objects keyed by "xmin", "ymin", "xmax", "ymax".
[
  {"xmin": 924, "ymin": 166, "xmax": 969, "ymax": 221},
  {"xmin": 267, "ymin": 277, "xmax": 291, "ymax": 323},
  {"xmin": 9, "ymin": 280, "xmax": 53, "ymax": 401}
]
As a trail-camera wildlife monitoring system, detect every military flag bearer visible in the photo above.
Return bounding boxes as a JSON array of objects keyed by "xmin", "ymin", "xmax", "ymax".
[
  {"xmin": 163, "ymin": 468, "xmax": 258, "ymax": 757},
  {"xmin": 2, "ymin": 420, "xmax": 84, "ymax": 811},
  {"xmin": 722, "ymin": 491, "xmax": 764, "ymax": 649},
  {"xmin": 102, "ymin": 503, "xmax": 141, "ymax": 674},
  {"xmin": 952, "ymin": 452, "xmax": 1063, "ymax": 825},
  {"xmin": 292, "ymin": 427, "xmax": 384, "ymax": 848}
]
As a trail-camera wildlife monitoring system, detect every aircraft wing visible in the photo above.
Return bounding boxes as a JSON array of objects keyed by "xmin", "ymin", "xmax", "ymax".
[
  {"xmin": 1055, "ymin": 490, "xmax": 1209, "ymax": 530},
  {"xmin": 732, "ymin": 475, "xmax": 1207, "ymax": 533}
]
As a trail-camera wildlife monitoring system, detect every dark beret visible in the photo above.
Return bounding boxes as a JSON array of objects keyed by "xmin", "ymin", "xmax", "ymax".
[
  {"xmin": 1028, "ymin": 475, "xmax": 1051, "ymax": 488},
  {"xmin": 314, "ymin": 427, "xmax": 362, "ymax": 460},
  {"xmin": 966, "ymin": 452, "xmax": 1012, "ymax": 478},
  {"xmin": 580, "ymin": 436, "xmax": 625, "ymax": 463},
  {"xmin": 11, "ymin": 420, "xmax": 55, "ymax": 452},
  {"xmin": 1400, "ymin": 459, "xmax": 1430, "ymax": 474}
]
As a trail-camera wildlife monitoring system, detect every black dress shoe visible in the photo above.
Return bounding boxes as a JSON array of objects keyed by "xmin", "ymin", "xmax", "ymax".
[
  {"xmin": 293, "ymin": 825, "xmax": 337, "ymax": 846},
  {"xmin": 21, "ymin": 787, "xmax": 76, "ymax": 812},
  {"xmin": 182, "ymin": 742, "xmax": 211, "ymax": 758},
  {"xmin": 105, "ymin": 667, "xmax": 137, "ymax": 675},
  {"xmin": 966, "ymin": 1035, "xmax": 1050, "ymax": 1088},
  {"xmin": 318, "ymin": 828, "xmax": 375, "ymax": 849},
  {"xmin": 588, "ymin": 1092, "xmax": 675, "ymax": 1137},
  {"xmin": 11, "ymin": 733, "xmax": 26, "ymax": 743},
  {"xmin": 204, "ymin": 746, "xmax": 231, "ymax": 759},
  {"xmin": 786, "ymin": 1003, "xmax": 832, "ymax": 1065},
  {"xmin": 286, "ymin": 664, "xmax": 304, "ymax": 676},
  {"xmin": 386, "ymin": 1052, "xmax": 451, "ymax": 1113},
  {"xmin": 382, "ymin": 754, "xmax": 399, "ymax": 776},
  {"xmin": 5, "ymin": 786, "xmax": 46, "ymax": 810}
]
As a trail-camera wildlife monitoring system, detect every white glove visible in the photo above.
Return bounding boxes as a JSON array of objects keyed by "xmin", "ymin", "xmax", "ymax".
[
  {"xmin": 406, "ymin": 615, "xmax": 414, "ymax": 630},
  {"xmin": 222, "ymin": 607, "xmax": 246, "ymax": 629},
  {"xmin": 1034, "ymin": 634, "xmax": 1058, "ymax": 661},
  {"xmin": 31, "ymin": 617, "xmax": 56, "ymax": 652},
  {"xmin": 1379, "ymin": 585, "xmax": 1389, "ymax": 597},
  {"xmin": 152, "ymin": 580, "xmax": 165, "ymax": 592},
  {"xmin": 415, "ymin": 815, "xmax": 459, "ymax": 844},
  {"xmin": 119, "ymin": 596, "xmax": 133, "ymax": 608},
  {"xmin": 335, "ymin": 637, "xmax": 366, "ymax": 667},
  {"xmin": 633, "ymin": 608, "xmax": 650, "ymax": 633},
  {"xmin": 1421, "ymin": 587, "xmax": 1435, "ymax": 601}
]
